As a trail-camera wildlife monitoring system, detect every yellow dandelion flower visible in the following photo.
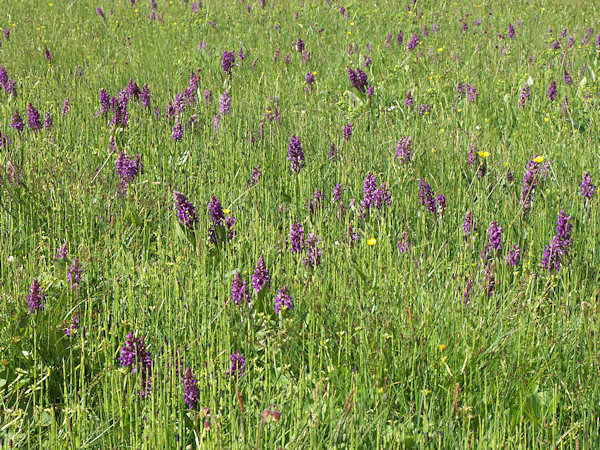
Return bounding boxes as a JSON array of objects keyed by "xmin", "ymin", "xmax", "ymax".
[
  {"xmin": 533, "ymin": 155, "xmax": 545, "ymax": 163},
  {"xmin": 437, "ymin": 47, "xmax": 444, "ymax": 52},
  {"xmin": 477, "ymin": 151, "xmax": 490, "ymax": 158},
  {"xmin": 438, "ymin": 344, "xmax": 446, "ymax": 351},
  {"xmin": 367, "ymin": 238, "xmax": 376, "ymax": 246},
  {"xmin": 223, "ymin": 209, "xmax": 230, "ymax": 215}
]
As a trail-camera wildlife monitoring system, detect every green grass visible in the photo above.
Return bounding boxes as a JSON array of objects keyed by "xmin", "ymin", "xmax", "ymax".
[{"xmin": 1, "ymin": 0, "xmax": 600, "ymax": 447}]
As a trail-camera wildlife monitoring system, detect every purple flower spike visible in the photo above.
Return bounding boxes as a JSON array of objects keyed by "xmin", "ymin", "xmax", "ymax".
[
  {"xmin": 62, "ymin": 97, "xmax": 70, "ymax": 117},
  {"xmin": 68, "ymin": 258, "xmax": 82, "ymax": 289},
  {"xmin": 96, "ymin": 7, "xmax": 105, "ymax": 18},
  {"xmin": 274, "ymin": 286, "xmax": 293, "ymax": 314},
  {"xmin": 343, "ymin": 123, "xmax": 353, "ymax": 141},
  {"xmin": 463, "ymin": 276, "xmax": 473, "ymax": 305},
  {"xmin": 362, "ymin": 174, "xmax": 378, "ymax": 210},
  {"xmin": 395, "ymin": 31, "xmax": 403, "ymax": 45},
  {"xmin": 395, "ymin": 136, "xmax": 412, "ymax": 163},
  {"xmin": 232, "ymin": 271, "xmax": 251, "ymax": 305},
  {"xmin": 541, "ymin": 236, "xmax": 562, "ymax": 272},
  {"xmin": 348, "ymin": 223, "xmax": 360, "ymax": 248},
  {"xmin": 418, "ymin": 179, "xmax": 436, "ymax": 214},
  {"xmin": 288, "ymin": 134, "xmax": 305, "ymax": 173},
  {"xmin": 463, "ymin": 211, "xmax": 475, "ymax": 236},
  {"xmin": 182, "ymin": 367, "xmax": 200, "ymax": 410},
  {"xmin": 468, "ymin": 143, "xmax": 476, "ymax": 164},
  {"xmin": 555, "ymin": 209, "xmax": 572, "ymax": 243},
  {"xmin": 547, "ymin": 81, "xmax": 557, "ymax": 101},
  {"xmin": 332, "ymin": 183, "xmax": 345, "ymax": 203},
  {"xmin": 404, "ymin": 91, "xmax": 414, "ymax": 109},
  {"xmin": 222, "ymin": 51, "xmax": 235, "ymax": 74},
  {"xmin": 250, "ymin": 165, "xmax": 262, "ymax": 186},
  {"xmin": 227, "ymin": 350, "xmax": 246, "ymax": 378},
  {"xmin": 506, "ymin": 245, "xmax": 521, "ymax": 267},
  {"xmin": 0, "ymin": 131, "xmax": 9, "ymax": 149},
  {"xmin": 120, "ymin": 333, "xmax": 152, "ymax": 397},
  {"xmin": 27, "ymin": 279, "xmax": 44, "ymax": 314},
  {"xmin": 289, "ymin": 222, "xmax": 305, "ymax": 253},
  {"xmin": 27, "ymin": 103, "xmax": 42, "ymax": 131},
  {"xmin": 484, "ymin": 265, "xmax": 495, "ymax": 297},
  {"xmin": 99, "ymin": 89, "xmax": 110, "ymax": 115},
  {"xmin": 519, "ymin": 85, "xmax": 531, "ymax": 108},
  {"xmin": 563, "ymin": 70, "xmax": 573, "ymax": 85},
  {"xmin": 171, "ymin": 122, "xmax": 183, "ymax": 141},
  {"xmin": 208, "ymin": 195, "xmax": 225, "ymax": 227},
  {"xmin": 580, "ymin": 172, "xmax": 596, "ymax": 200},
  {"xmin": 173, "ymin": 191, "xmax": 198, "ymax": 229},
  {"xmin": 10, "ymin": 110, "xmax": 24, "ymax": 131},
  {"xmin": 397, "ymin": 230, "xmax": 410, "ymax": 253},
  {"xmin": 520, "ymin": 156, "xmax": 541, "ymax": 213},
  {"xmin": 252, "ymin": 255, "xmax": 270, "ymax": 292},
  {"xmin": 508, "ymin": 23, "xmax": 515, "ymax": 39},
  {"xmin": 116, "ymin": 151, "xmax": 143, "ymax": 197},
  {"xmin": 329, "ymin": 142, "xmax": 337, "ymax": 161},
  {"xmin": 541, "ymin": 210, "xmax": 573, "ymax": 272},
  {"xmin": 347, "ymin": 67, "xmax": 369, "ymax": 93},
  {"xmin": 63, "ymin": 314, "xmax": 79, "ymax": 337},
  {"xmin": 417, "ymin": 103, "xmax": 431, "ymax": 114},
  {"xmin": 44, "ymin": 111, "xmax": 53, "ymax": 131},
  {"xmin": 436, "ymin": 194, "xmax": 447, "ymax": 213},
  {"xmin": 55, "ymin": 242, "xmax": 68, "ymax": 259},
  {"xmin": 407, "ymin": 33, "xmax": 419, "ymax": 50},
  {"xmin": 141, "ymin": 84, "xmax": 151, "ymax": 108},
  {"xmin": 305, "ymin": 71, "xmax": 315, "ymax": 91},
  {"xmin": 362, "ymin": 174, "xmax": 391, "ymax": 212},
  {"xmin": 466, "ymin": 84, "xmax": 478, "ymax": 102},
  {"xmin": 219, "ymin": 89, "xmax": 231, "ymax": 116},
  {"xmin": 302, "ymin": 233, "xmax": 322, "ymax": 268},
  {"xmin": 486, "ymin": 220, "xmax": 503, "ymax": 254}
]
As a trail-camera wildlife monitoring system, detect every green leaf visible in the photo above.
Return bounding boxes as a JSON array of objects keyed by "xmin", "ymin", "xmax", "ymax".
[
  {"xmin": 523, "ymin": 392, "xmax": 542, "ymax": 426},
  {"xmin": 345, "ymin": 89, "xmax": 364, "ymax": 106}
]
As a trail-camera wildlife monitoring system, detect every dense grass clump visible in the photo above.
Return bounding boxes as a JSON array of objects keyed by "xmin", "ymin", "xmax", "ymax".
[{"xmin": 1, "ymin": 1, "xmax": 600, "ymax": 447}]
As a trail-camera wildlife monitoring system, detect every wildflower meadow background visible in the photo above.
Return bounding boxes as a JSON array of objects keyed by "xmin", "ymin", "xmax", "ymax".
[{"xmin": 1, "ymin": 0, "xmax": 600, "ymax": 447}]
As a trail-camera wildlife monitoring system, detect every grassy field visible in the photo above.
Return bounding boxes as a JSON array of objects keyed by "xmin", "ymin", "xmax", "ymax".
[{"xmin": 1, "ymin": 0, "xmax": 600, "ymax": 447}]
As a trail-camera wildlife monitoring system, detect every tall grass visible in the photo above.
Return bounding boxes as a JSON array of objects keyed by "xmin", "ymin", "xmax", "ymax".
[{"xmin": 1, "ymin": 0, "xmax": 599, "ymax": 447}]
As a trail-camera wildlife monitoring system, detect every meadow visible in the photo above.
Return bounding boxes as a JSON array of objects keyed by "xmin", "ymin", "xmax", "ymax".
[{"xmin": 1, "ymin": 0, "xmax": 600, "ymax": 447}]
